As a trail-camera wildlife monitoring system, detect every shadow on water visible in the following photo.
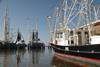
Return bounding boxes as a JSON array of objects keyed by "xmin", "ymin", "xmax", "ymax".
[{"xmin": 16, "ymin": 49, "xmax": 26, "ymax": 67}]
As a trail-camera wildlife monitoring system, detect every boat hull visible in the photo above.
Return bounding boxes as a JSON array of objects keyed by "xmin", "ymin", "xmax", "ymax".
[
  {"xmin": 28, "ymin": 42, "xmax": 45, "ymax": 49},
  {"xmin": 50, "ymin": 43, "xmax": 100, "ymax": 59},
  {"xmin": 17, "ymin": 44, "xmax": 27, "ymax": 49},
  {"xmin": 0, "ymin": 42, "xmax": 17, "ymax": 50}
]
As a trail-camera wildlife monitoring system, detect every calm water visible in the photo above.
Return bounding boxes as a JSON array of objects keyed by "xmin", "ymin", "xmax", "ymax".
[
  {"xmin": 0, "ymin": 47, "xmax": 100, "ymax": 67},
  {"xmin": 0, "ymin": 47, "xmax": 54, "ymax": 67}
]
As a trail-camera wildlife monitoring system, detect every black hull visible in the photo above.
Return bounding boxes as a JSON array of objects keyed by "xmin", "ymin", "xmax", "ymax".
[
  {"xmin": 0, "ymin": 42, "xmax": 27, "ymax": 50},
  {"xmin": 17, "ymin": 44, "xmax": 27, "ymax": 49},
  {"xmin": 0, "ymin": 43, "xmax": 17, "ymax": 50},
  {"xmin": 50, "ymin": 43, "xmax": 100, "ymax": 59},
  {"xmin": 28, "ymin": 42, "xmax": 45, "ymax": 49}
]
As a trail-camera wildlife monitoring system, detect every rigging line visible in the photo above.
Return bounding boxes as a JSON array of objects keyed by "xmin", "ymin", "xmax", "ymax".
[
  {"xmin": 93, "ymin": 6, "xmax": 98, "ymax": 20},
  {"xmin": 67, "ymin": 0, "xmax": 77, "ymax": 23},
  {"xmin": 67, "ymin": 4, "xmax": 87, "ymax": 25},
  {"xmin": 67, "ymin": 0, "xmax": 94, "ymax": 28}
]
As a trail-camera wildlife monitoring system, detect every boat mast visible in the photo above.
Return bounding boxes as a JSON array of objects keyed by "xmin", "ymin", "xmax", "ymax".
[
  {"xmin": 54, "ymin": 7, "xmax": 59, "ymax": 44},
  {"xmin": 47, "ymin": 16, "xmax": 52, "ymax": 43},
  {"xmin": 4, "ymin": 7, "xmax": 10, "ymax": 43},
  {"xmin": 63, "ymin": 0, "xmax": 68, "ymax": 40},
  {"xmin": 84, "ymin": 0, "xmax": 94, "ymax": 44},
  {"xmin": 35, "ymin": 17, "xmax": 39, "ymax": 43},
  {"xmin": 15, "ymin": 28, "xmax": 21, "ymax": 43}
]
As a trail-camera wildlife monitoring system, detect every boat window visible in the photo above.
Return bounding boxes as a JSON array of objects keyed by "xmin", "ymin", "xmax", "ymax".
[
  {"xmin": 77, "ymin": 32, "xmax": 81, "ymax": 35},
  {"xmin": 56, "ymin": 33, "xmax": 59, "ymax": 38},
  {"xmin": 68, "ymin": 40, "xmax": 69, "ymax": 44},
  {"xmin": 71, "ymin": 40, "xmax": 74, "ymax": 44},
  {"xmin": 85, "ymin": 32, "xmax": 88, "ymax": 34},
  {"xmin": 59, "ymin": 32, "xmax": 63, "ymax": 38},
  {"xmin": 70, "ymin": 31, "xmax": 73, "ymax": 35}
]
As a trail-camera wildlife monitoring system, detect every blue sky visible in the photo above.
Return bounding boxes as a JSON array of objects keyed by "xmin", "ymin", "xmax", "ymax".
[{"xmin": 0, "ymin": 0, "xmax": 59, "ymax": 44}]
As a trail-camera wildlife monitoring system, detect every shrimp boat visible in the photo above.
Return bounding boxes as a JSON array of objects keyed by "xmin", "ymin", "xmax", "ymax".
[
  {"xmin": 49, "ymin": 0, "xmax": 100, "ymax": 59},
  {"xmin": 15, "ymin": 29, "xmax": 27, "ymax": 49},
  {"xmin": 28, "ymin": 30, "xmax": 45, "ymax": 49},
  {"xmin": 0, "ymin": 8, "xmax": 17, "ymax": 50},
  {"xmin": 28, "ymin": 18, "xmax": 45, "ymax": 49}
]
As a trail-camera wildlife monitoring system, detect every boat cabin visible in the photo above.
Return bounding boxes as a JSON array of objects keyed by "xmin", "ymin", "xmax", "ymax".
[{"xmin": 70, "ymin": 20, "xmax": 100, "ymax": 45}]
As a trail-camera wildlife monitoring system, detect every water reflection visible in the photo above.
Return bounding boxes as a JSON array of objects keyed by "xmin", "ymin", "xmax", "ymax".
[
  {"xmin": 51, "ymin": 55, "xmax": 79, "ymax": 67},
  {"xmin": 0, "ymin": 47, "xmax": 53, "ymax": 67},
  {"xmin": 0, "ymin": 47, "xmax": 96, "ymax": 67},
  {"xmin": 51, "ymin": 53, "xmax": 100, "ymax": 67},
  {"xmin": 16, "ymin": 49, "xmax": 26, "ymax": 67},
  {"xmin": 29, "ymin": 49, "xmax": 45, "ymax": 65},
  {"xmin": 0, "ymin": 50, "xmax": 16, "ymax": 67}
]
